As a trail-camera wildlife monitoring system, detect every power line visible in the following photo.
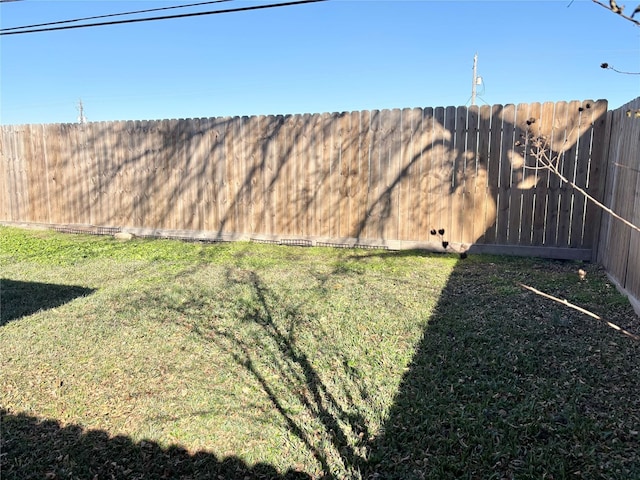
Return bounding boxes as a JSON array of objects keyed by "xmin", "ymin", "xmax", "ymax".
[
  {"xmin": 0, "ymin": 0, "xmax": 328, "ymax": 36},
  {"xmin": 0, "ymin": 0, "xmax": 233, "ymax": 33}
]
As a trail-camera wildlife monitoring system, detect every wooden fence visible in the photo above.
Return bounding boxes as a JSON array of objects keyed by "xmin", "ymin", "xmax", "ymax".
[
  {"xmin": 598, "ymin": 97, "xmax": 640, "ymax": 312},
  {"xmin": 1, "ymin": 100, "xmax": 609, "ymax": 258}
]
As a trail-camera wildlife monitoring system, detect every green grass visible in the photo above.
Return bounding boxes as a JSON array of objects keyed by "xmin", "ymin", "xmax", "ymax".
[{"xmin": 1, "ymin": 226, "xmax": 639, "ymax": 479}]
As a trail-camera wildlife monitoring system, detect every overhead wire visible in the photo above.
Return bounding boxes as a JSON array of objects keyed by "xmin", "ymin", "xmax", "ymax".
[
  {"xmin": 0, "ymin": 0, "xmax": 233, "ymax": 32},
  {"xmin": 0, "ymin": 0, "xmax": 328, "ymax": 36}
]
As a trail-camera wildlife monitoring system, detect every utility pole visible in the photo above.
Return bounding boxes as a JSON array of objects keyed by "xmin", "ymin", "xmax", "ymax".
[
  {"xmin": 471, "ymin": 53, "xmax": 478, "ymax": 106},
  {"xmin": 77, "ymin": 98, "xmax": 87, "ymax": 124}
]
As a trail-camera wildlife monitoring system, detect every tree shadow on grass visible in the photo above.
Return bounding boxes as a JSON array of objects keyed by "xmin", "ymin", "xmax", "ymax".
[
  {"xmin": 0, "ymin": 409, "xmax": 311, "ymax": 480},
  {"xmin": 361, "ymin": 256, "xmax": 640, "ymax": 479},
  {"xmin": 0, "ymin": 279, "xmax": 95, "ymax": 326},
  {"xmin": 218, "ymin": 268, "xmax": 370, "ymax": 478}
]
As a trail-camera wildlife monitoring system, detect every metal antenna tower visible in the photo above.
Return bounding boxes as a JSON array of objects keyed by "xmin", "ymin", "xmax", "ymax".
[{"xmin": 77, "ymin": 99, "xmax": 87, "ymax": 124}]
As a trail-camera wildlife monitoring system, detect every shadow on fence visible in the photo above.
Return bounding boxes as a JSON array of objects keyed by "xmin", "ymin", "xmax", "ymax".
[{"xmin": 0, "ymin": 100, "xmax": 610, "ymax": 256}]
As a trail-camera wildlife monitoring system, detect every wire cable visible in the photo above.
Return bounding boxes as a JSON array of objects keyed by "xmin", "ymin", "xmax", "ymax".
[
  {"xmin": 1, "ymin": 0, "xmax": 328, "ymax": 36},
  {"xmin": 1, "ymin": 0, "xmax": 233, "ymax": 32}
]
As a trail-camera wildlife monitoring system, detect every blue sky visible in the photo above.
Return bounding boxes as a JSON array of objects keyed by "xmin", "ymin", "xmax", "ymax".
[{"xmin": 1, "ymin": 0, "xmax": 639, "ymax": 125}]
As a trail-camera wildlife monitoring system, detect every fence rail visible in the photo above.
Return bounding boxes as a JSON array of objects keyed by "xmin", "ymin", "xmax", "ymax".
[{"xmin": 0, "ymin": 100, "xmax": 610, "ymax": 259}]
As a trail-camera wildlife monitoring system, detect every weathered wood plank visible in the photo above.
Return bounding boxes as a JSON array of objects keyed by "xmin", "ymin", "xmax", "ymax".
[
  {"xmin": 317, "ymin": 112, "xmax": 332, "ymax": 238},
  {"xmin": 531, "ymin": 102, "xmax": 554, "ymax": 246},
  {"xmin": 544, "ymin": 101, "xmax": 567, "ymax": 246},
  {"xmin": 364, "ymin": 110, "xmax": 381, "ymax": 239},
  {"xmin": 327, "ymin": 112, "xmax": 340, "ymax": 238},
  {"xmin": 381, "ymin": 108, "xmax": 400, "ymax": 240},
  {"xmin": 507, "ymin": 103, "xmax": 528, "ymax": 244},
  {"xmin": 23, "ymin": 124, "xmax": 37, "ymax": 222},
  {"xmin": 223, "ymin": 116, "xmax": 238, "ymax": 234},
  {"xmin": 465, "ymin": 105, "xmax": 481, "ymax": 243},
  {"xmin": 0, "ymin": 127, "xmax": 11, "ymax": 221},
  {"xmin": 451, "ymin": 106, "xmax": 467, "ymax": 244},
  {"xmin": 397, "ymin": 108, "xmax": 412, "ymax": 240},
  {"xmin": 496, "ymin": 104, "xmax": 515, "ymax": 244},
  {"xmin": 583, "ymin": 99, "xmax": 609, "ymax": 252},
  {"xmin": 248, "ymin": 115, "xmax": 265, "ymax": 235},
  {"xmin": 376, "ymin": 109, "xmax": 393, "ymax": 239},
  {"xmin": 430, "ymin": 106, "xmax": 446, "ymax": 235},
  {"xmin": 626, "ymin": 166, "xmax": 640, "ymax": 298},
  {"xmin": 556, "ymin": 100, "xmax": 582, "ymax": 247},
  {"xmin": 483, "ymin": 105, "xmax": 503, "ymax": 244},
  {"xmin": 354, "ymin": 110, "xmax": 370, "ymax": 239},
  {"xmin": 570, "ymin": 101, "xmax": 592, "ymax": 248},
  {"xmin": 337, "ymin": 112, "xmax": 350, "ymax": 238},
  {"xmin": 346, "ymin": 111, "xmax": 359, "ymax": 237},
  {"xmin": 418, "ymin": 107, "xmax": 434, "ymax": 240},
  {"xmin": 474, "ymin": 105, "xmax": 492, "ymax": 244},
  {"xmin": 404, "ymin": 108, "xmax": 423, "ymax": 240},
  {"xmin": 212, "ymin": 117, "xmax": 227, "ymax": 234},
  {"xmin": 519, "ymin": 102, "xmax": 541, "ymax": 246},
  {"xmin": 442, "ymin": 106, "xmax": 456, "ymax": 241}
]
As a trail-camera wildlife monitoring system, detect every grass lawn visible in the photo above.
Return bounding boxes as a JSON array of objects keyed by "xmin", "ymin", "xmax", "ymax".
[{"xmin": 1, "ymin": 226, "xmax": 639, "ymax": 479}]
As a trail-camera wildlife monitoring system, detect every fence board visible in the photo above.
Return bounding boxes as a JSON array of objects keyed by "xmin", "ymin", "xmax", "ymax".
[
  {"xmin": 405, "ymin": 108, "xmax": 422, "ymax": 240},
  {"xmin": 516, "ymin": 103, "xmax": 533, "ymax": 244},
  {"xmin": 418, "ymin": 108, "xmax": 433, "ymax": 240},
  {"xmin": 355, "ymin": 111, "xmax": 370, "ymax": 239},
  {"xmin": 398, "ymin": 108, "xmax": 412, "ymax": 240},
  {"xmin": 474, "ymin": 105, "xmax": 492, "ymax": 244},
  {"xmin": 338, "ymin": 112, "xmax": 351, "ymax": 238},
  {"xmin": 570, "ymin": 101, "xmax": 592, "ymax": 247},
  {"xmin": 98, "ymin": 121, "xmax": 113, "ymax": 226},
  {"xmin": 584, "ymin": 99, "xmax": 610, "ymax": 251},
  {"xmin": 451, "ymin": 106, "xmax": 467, "ymax": 244},
  {"xmin": 497, "ymin": 105, "xmax": 515, "ymax": 244},
  {"xmin": 431, "ymin": 107, "xmax": 445, "ymax": 235},
  {"xmin": 555, "ymin": 101, "xmax": 578, "ymax": 247},
  {"xmin": 316, "ymin": 113, "xmax": 330, "ymax": 238},
  {"xmin": 187, "ymin": 118, "xmax": 201, "ymax": 231},
  {"xmin": 382, "ymin": 108, "xmax": 402, "ymax": 239},
  {"xmin": 6, "ymin": 127, "xmax": 18, "ymax": 221},
  {"xmin": 602, "ymin": 106, "xmax": 634, "ymax": 286},
  {"xmin": 0, "ymin": 127, "xmax": 9, "ymax": 220},
  {"xmin": 51, "ymin": 124, "xmax": 66, "ymax": 224},
  {"xmin": 22, "ymin": 124, "xmax": 34, "ymax": 221},
  {"xmin": 73, "ymin": 122, "xmax": 87, "ymax": 225},
  {"xmin": 212, "ymin": 117, "xmax": 227, "ymax": 234},
  {"xmin": 545, "ymin": 101, "xmax": 567, "ymax": 246},
  {"xmin": 506, "ymin": 103, "xmax": 526, "ymax": 244},
  {"xmin": 443, "ymin": 106, "xmax": 456, "ymax": 241},
  {"xmin": 627, "ymin": 176, "xmax": 640, "ymax": 298},
  {"xmin": 250, "ymin": 115, "xmax": 265, "ymax": 234},
  {"xmin": 465, "ymin": 105, "xmax": 481, "ymax": 244},
  {"xmin": 532, "ymin": 102, "xmax": 555, "ymax": 245}
]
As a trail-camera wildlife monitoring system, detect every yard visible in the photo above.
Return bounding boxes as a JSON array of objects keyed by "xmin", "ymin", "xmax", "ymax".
[{"xmin": 1, "ymin": 226, "xmax": 639, "ymax": 479}]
